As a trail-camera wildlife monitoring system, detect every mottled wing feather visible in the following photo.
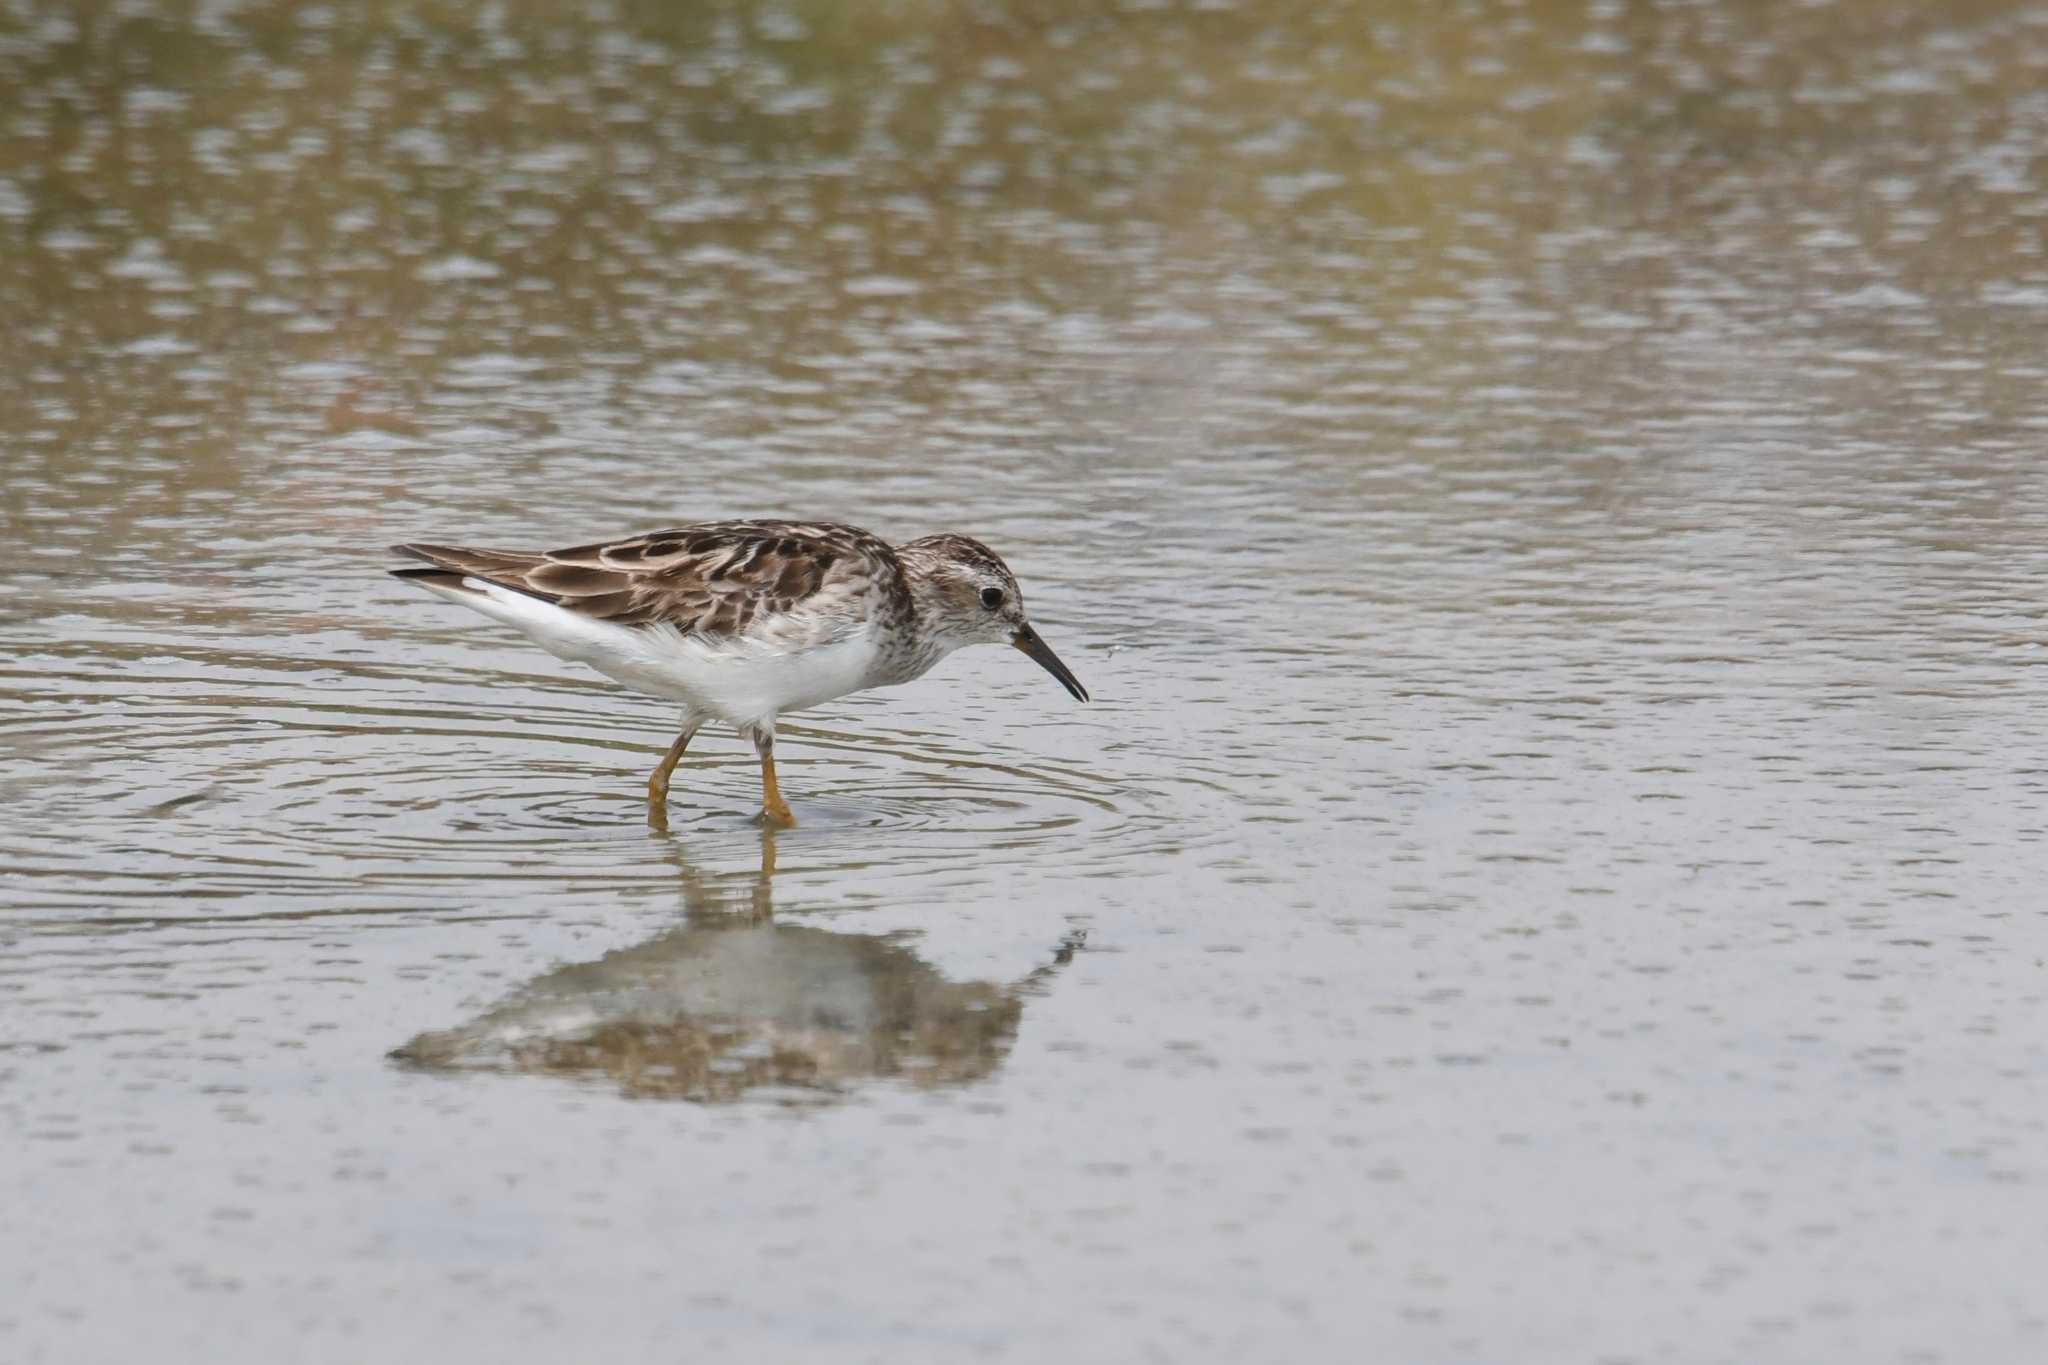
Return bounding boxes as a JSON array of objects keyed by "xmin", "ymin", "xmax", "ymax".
[
  {"xmin": 396, "ymin": 522, "xmax": 904, "ymax": 646},
  {"xmin": 389, "ymin": 544, "xmax": 546, "ymax": 581}
]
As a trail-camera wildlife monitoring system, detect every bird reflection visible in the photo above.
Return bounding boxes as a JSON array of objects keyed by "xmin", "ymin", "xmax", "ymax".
[{"xmin": 391, "ymin": 827, "xmax": 1083, "ymax": 1103}]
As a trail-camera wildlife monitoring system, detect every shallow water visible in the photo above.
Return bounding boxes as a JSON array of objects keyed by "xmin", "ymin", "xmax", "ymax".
[{"xmin": 6, "ymin": 1, "xmax": 2048, "ymax": 1360}]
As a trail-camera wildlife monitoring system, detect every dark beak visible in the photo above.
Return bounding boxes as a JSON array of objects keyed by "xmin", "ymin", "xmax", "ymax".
[{"xmin": 1012, "ymin": 624, "xmax": 1088, "ymax": 703}]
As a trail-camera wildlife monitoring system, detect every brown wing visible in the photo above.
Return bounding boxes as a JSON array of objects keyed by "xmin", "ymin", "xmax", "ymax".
[{"xmin": 392, "ymin": 521, "xmax": 905, "ymax": 643}]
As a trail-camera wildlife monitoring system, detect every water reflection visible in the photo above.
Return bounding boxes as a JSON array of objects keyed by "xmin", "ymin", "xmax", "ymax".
[{"xmin": 391, "ymin": 828, "xmax": 1083, "ymax": 1103}]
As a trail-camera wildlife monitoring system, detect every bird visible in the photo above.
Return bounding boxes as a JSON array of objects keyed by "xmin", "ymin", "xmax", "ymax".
[{"xmin": 387, "ymin": 520, "xmax": 1088, "ymax": 824}]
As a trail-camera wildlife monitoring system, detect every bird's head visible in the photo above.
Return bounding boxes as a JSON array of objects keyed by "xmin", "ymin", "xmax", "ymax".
[{"xmin": 899, "ymin": 534, "xmax": 1088, "ymax": 702}]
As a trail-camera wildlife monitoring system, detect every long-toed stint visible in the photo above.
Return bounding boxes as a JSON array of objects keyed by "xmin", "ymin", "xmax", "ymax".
[{"xmin": 389, "ymin": 520, "xmax": 1088, "ymax": 824}]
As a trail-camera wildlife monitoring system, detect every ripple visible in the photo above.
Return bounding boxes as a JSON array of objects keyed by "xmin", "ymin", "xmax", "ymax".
[{"xmin": 0, "ymin": 635, "xmax": 1184, "ymax": 928}]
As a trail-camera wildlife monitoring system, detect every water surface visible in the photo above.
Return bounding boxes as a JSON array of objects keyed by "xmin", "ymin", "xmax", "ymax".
[{"xmin": 6, "ymin": 2, "xmax": 2048, "ymax": 1361}]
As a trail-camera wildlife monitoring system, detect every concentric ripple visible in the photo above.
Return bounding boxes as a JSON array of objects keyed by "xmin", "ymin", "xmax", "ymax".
[{"xmin": 0, "ymin": 602, "xmax": 1183, "ymax": 933}]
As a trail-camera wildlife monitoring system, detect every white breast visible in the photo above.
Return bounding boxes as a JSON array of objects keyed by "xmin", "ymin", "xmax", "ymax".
[{"xmin": 639, "ymin": 622, "xmax": 884, "ymax": 726}]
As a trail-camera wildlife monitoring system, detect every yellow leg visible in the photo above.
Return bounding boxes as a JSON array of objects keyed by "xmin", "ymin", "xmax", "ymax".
[
  {"xmin": 755, "ymin": 731, "xmax": 795, "ymax": 826},
  {"xmin": 647, "ymin": 720, "xmax": 700, "ymax": 810}
]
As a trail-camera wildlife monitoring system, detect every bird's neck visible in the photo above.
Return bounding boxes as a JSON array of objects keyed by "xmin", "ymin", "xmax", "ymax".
[
  {"xmin": 875, "ymin": 630, "xmax": 953, "ymax": 687},
  {"xmin": 883, "ymin": 550, "xmax": 968, "ymax": 685}
]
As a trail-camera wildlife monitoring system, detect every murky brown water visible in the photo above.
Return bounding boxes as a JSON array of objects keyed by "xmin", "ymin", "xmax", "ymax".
[{"xmin": 7, "ymin": 1, "xmax": 2048, "ymax": 1360}]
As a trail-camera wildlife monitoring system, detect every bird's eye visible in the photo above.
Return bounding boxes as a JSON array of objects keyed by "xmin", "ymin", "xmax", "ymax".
[{"xmin": 980, "ymin": 586, "xmax": 1005, "ymax": 609}]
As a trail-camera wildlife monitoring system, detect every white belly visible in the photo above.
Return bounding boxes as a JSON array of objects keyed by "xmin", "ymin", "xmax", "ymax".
[{"xmin": 427, "ymin": 579, "xmax": 884, "ymax": 728}]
